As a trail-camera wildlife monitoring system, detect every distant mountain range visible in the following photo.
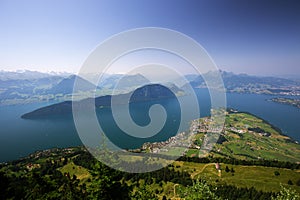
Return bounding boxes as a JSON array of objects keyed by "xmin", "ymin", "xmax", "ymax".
[
  {"xmin": 0, "ymin": 76, "xmax": 63, "ymax": 100},
  {"xmin": 1, "ymin": 70, "xmax": 300, "ymax": 105},
  {"xmin": 47, "ymin": 75, "xmax": 97, "ymax": 95},
  {"xmin": 0, "ymin": 70, "xmax": 71, "ymax": 80},
  {"xmin": 189, "ymin": 71, "xmax": 300, "ymax": 95},
  {"xmin": 0, "ymin": 71, "xmax": 152, "ymax": 104}
]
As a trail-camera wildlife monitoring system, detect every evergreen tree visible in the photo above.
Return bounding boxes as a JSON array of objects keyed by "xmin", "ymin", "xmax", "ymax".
[
  {"xmin": 271, "ymin": 185, "xmax": 300, "ymax": 200},
  {"xmin": 88, "ymin": 161, "xmax": 130, "ymax": 199},
  {"xmin": 225, "ymin": 166, "xmax": 230, "ymax": 172},
  {"xmin": 131, "ymin": 184, "xmax": 157, "ymax": 200},
  {"xmin": 179, "ymin": 179, "xmax": 221, "ymax": 200}
]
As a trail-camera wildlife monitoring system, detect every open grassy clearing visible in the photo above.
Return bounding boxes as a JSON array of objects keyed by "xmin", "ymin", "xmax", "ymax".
[
  {"xmin": 59, "ymin": 162, "xmax": 91, "ymax": 180},
  {"xmin": 173, "ymin": 161, "xmax": 300, "ymax": 193}
]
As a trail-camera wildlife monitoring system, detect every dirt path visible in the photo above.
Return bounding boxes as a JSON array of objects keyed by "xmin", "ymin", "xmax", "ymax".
[{"xmin": 190, "ymin": 163, "xmax": 215, "ymax": 179}]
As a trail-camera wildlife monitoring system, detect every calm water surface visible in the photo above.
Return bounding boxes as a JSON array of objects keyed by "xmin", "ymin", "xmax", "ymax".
[{"xmin": 0, "ymin": 89, "xmax": 299, "ymax": 162}]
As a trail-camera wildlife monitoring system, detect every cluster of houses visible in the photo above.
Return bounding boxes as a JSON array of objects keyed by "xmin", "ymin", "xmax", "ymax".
[
  {"xmin": 140, "ymin": 108, "xmax": 274, "ymax": 156},
  {"xmin": 26, "ymin": 147, "xmax": 76, "ymax": 160},
  {"xmin": 24, "ymin": 148, "xmax": 78, "ymax": 171},
  {"xmin": 141, "ymin": 132, "xmax": 189, "ymax": 154},
  {"xmin": 191, "ymin": 115, "xmax": 271, "ymax": 138},
  {"xmin": 191, "ymin": 117, "xmax": 225, "ymax": 135},
  {"xmin": 26, "ymin": 163, "xmax": 40, "ymax": 171},
  {"xmin": 228, "ymin": 127, "xmax": 246, "ymax": 134}
]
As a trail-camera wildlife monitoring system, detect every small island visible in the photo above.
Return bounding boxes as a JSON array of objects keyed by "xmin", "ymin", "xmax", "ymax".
[{"xmin": 270, "ymin": 97, "xmax": 300, "ymax": 109}]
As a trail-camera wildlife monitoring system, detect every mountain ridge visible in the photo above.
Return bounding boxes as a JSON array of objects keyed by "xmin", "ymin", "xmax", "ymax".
[
  {"xmin": 188, "ymin": 70, "xmax": 300, "ymax": 95},
  {"xmin": 2, "ymin": 70, "xmax": 300, "ymax": 105},
  {"xmin": 21, "ymin": 83, "xmax": 183, "ymax": 119}
]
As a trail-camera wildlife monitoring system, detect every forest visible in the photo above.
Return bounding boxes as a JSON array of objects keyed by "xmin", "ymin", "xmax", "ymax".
[{"xmin": 1, "ymin": 147, "xmax": 300, "ymax": 199}]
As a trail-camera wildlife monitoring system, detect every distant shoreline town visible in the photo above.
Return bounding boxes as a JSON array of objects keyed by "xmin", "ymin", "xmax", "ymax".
[{"xmin": 270, "ymin": 97, "xmax": 300, "ymax": 109}]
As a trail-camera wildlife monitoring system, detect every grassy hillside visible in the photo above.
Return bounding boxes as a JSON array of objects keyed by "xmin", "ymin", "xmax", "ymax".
[
  {"xmin": 1, "ymin": 145, "xmax": 300, "ymax": 199},
  {"xmin": 175, "ymin": 161, "xmax": 300, "ymax": 193}
]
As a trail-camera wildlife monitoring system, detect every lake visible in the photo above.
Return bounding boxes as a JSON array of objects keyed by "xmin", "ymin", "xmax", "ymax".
[{"xmin": 0, "ymin": 88, "xmax": 299, "ymax": 162}]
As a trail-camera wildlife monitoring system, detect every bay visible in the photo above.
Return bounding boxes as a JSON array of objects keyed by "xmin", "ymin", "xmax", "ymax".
[{"xmin": 0, "ymin": 88, "xmax": 299, "ymax": 162}]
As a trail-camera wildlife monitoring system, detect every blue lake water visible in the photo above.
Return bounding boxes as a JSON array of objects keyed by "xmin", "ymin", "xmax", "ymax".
[{"xmin": 0, "ymin": 89, "xmax": 299, "ymax": 162}]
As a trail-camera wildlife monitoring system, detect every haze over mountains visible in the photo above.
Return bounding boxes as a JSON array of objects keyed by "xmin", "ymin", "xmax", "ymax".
[
  {"xmin": 48, "ymin": 75, "xmax": 96, "ymax": 95},
  {"xmin": 0, "ymin": 70, "xmax": 152, "ymax": 104},
  {"xmin": 190, "ymin": 71, "xmax": 300, "ymax": 95},
  {"xmin": 1, "ymin": 69, "xmax": 300, "ymax": 105},
  {"xmin": 0, "ymin": 70, "xmax": 72, "ymax": 80}
]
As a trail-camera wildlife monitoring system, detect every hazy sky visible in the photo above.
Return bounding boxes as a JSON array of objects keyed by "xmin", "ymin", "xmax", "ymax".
[{"xmin": 0, "ymin": 0, "xmax": 299, "ymax": 76}]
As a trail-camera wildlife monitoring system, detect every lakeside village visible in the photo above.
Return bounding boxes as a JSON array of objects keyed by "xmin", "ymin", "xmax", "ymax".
[
  {"xmin": 138, "ymin": 109, "xmax": 274, "ymax": 155},
  {"xmin": 270, "ymin": 97, "xmax": 300, "ymax": 109}
]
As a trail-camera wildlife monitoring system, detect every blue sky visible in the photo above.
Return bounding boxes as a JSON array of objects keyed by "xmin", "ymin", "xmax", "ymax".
[{"xmin": 0, "ymin": 0, "xmax": 299, "ymax": 75}]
